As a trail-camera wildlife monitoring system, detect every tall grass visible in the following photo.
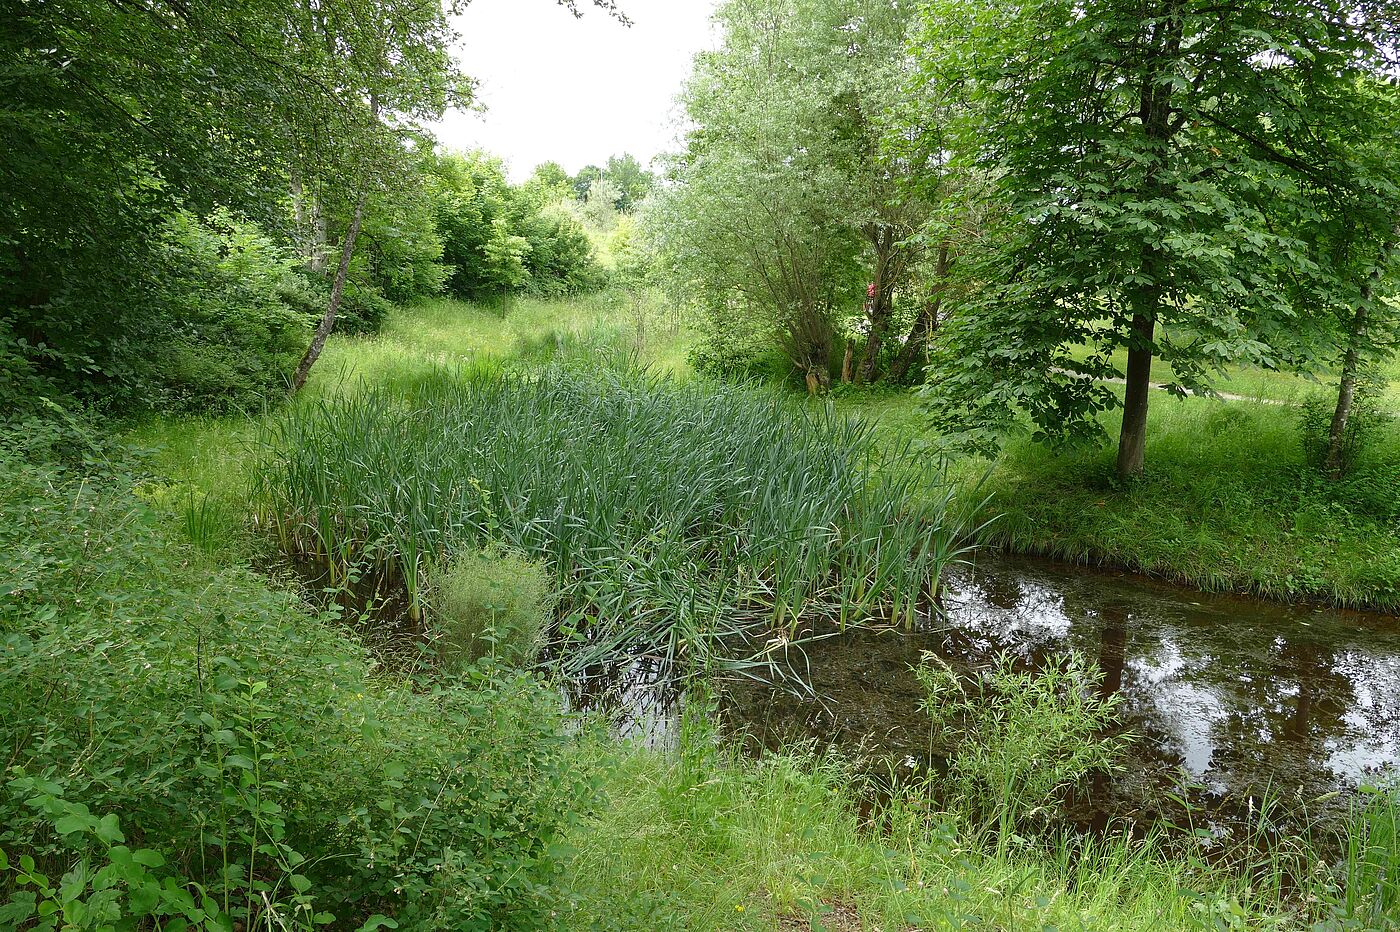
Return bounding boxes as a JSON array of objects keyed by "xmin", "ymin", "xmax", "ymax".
[{"xmin": 252, "ymin": 365, "xmax": 970, "ymax": 678}]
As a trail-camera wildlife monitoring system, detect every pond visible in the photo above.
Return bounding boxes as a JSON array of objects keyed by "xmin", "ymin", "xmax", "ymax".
[{"xmin": 586, "ymin": 552, "xmax": 1400, "ymax": 835}]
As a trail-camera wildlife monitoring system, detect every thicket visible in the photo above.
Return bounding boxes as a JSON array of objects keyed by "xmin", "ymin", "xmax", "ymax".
[
  {"xmin": 0, "ymin": 420, "xmax": 595, "ymax": 931},
  {"xmin": 431, "ymin": 152, "xmax": 604, "ymax": 302}
]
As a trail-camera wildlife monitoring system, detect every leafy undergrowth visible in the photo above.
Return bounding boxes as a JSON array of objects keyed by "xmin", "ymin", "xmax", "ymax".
[{"xmin": 0, "ymin": 422, "xmax": 594, "ymax": 931}]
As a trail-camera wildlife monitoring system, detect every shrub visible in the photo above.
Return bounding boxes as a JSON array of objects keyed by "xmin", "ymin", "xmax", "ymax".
[
  {"xmin": 0, "ymin": 427, "xmax": 595, "ymax": 931},
  {"xmin": 335, "ymin": 279, "xmax": 396, "ymax": 336},
  {"xmin": 430, "ymin": 548, "xmax": 555, "ymax": 669},
  {"xmin": 916, "ymin": 651, "xmax": 1126, "ymax": 829},
  {"xmin": 1298, "ymin": 376, "xmax": 1387, "ymax": 479},
  {"xmin": 141, "ymin": 209, "xmax": 310, "ymax": 413}
]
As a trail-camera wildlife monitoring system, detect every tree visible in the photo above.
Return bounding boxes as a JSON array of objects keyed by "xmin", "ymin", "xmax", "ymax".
[
  {"xmin": 649, "ymin": 0, "xmax": 866, "ymax": 393},
  {"xmin": 526, "ymin": 161, "xmax": 576, "ymax": 202},
  {"xmin": 912, "ymin": 0, "xmax": 1400, "ymax": 476},
  {"xmin": 1280, "ymin": 80, "xmax": 1400, "ymax": 479},
  {"xmin": 572, "ymin": 164, "xmax": 605, "ymax": 202},
  {"xmin": 582, "ymin": 177, "xmax": 622, "ymax": 230},
  {"xmin": 1, "ymin": 0, "xmax": 626, "ymax": 405},
  {"xmin": 431, "ymin": 150, "xmax": 601, "ymax": 300},
  {"xmin": 603, "ymin": 153, "xmax": 656, "ymax": 213}
]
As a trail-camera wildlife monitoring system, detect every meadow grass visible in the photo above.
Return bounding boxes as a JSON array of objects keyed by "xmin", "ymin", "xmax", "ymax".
[
  {"xmin": 562, "ymin": 732, "xmax": 1322, "ymax": 931},
  {"xmin": 111, "ymin": 294, "xmax": 1400, "ymax": 928},
  {"xmin": 1062, "ymin": 340, "xmax": 1400, "ymax": 407},
  {"xmin": 840, "ymin": 384, "xmax": 1400, "ymax": 610}
]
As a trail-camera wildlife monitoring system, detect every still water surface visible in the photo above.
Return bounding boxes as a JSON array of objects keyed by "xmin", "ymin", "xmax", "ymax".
[{"xmin": 625, "ymin": 553, "xmax": 1400, "ymax": 830}]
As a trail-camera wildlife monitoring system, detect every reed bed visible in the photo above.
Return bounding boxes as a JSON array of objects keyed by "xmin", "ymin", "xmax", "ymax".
[{"xmin": 252, "ymin": 365, "xmax": 970, "ymax": 676}]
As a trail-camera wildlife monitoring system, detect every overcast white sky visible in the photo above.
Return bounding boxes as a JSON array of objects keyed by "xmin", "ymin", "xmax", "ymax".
[{"xmin": 433, "ymin": 0, "xmax": 720, "ymax": 181}]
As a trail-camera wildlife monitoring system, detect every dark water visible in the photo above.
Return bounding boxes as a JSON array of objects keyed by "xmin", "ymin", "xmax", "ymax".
[
  {"xmin": 587, "ymin": 553, "xmax": 1400, "ymax": 832},
  {"xmin": 721, "ymin": 553, "xmax": 1400, "ymax": 829}
]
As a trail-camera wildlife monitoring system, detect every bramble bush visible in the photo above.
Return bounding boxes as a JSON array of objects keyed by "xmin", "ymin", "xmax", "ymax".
[{"xmin": 0, "ymin": 422, "xmax": 597, "ymax": 931}]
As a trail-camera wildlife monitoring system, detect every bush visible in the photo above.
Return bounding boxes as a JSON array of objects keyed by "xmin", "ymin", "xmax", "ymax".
[
  {"xmin": 1298, "ymin": 376, "xmax": 1387, "ymax": 478},
  {"xmin": 335, "ymin": 279, "xmax": 396, "ymax": 336},
  {"xmin": 432, "ymin": 152, "xmax": 604, "ymax": 302},
  {"xmin": 140, "ymin": 209, "xmax": 310, "ymax": 413},
  {"xmin": 0, "ymin": 427, "xmax": 595, "ymax": 930},
  {"xmin": 687, "ymin": 326, "xmax": 795, "ymax": 384},
  {"xmin": 430, "ymin": 548, "xmax": 555, "ymax": 669}
]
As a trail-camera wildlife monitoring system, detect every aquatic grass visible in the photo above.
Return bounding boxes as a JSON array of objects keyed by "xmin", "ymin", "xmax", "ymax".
[{"xmin": 251, "ymin": 365, "xmax": 969, "ymax": 678}]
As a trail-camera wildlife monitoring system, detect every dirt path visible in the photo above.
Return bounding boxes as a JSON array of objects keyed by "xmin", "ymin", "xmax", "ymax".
[{"xmin": 1050, "ymin": 368, "xmax": 1290, "ymax": 405}]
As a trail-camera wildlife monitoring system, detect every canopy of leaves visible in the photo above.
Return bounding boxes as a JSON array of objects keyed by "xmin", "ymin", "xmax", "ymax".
[{"xmin": 912, "ymin": 0, "xmax": 1400, "ymax": 452}]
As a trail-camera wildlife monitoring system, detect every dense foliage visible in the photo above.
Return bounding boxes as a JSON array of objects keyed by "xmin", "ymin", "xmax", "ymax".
[
  {"xmin": 0, "ymin": 0, "xmax": 467, "ymax": 409},
  {"xmin": 908, "ymin": 0, "xmax": 1400, "ymax": 474},
  {"xmin": 0, "ymin": 423, "xmax": 593, "ymax": 930},
  {"xmin": 432, "ymin": 152, "xmax": 604, "ymax": 301}
]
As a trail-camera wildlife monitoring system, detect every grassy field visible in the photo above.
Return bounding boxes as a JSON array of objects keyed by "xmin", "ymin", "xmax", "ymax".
[
  {"xmin": 1061, "ymin": 341, "xmax": 1400, "ymax": 408},
  {"xmin": 837, "ymin": 383, "xmax": 1400, "ymax": 610}
]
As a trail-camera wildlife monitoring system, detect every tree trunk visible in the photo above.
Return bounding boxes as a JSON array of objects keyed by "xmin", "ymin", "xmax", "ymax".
[
  {"xmin": 1115, "ymin": 312, "xmax": 1154, "ymax": 478},
  {"xmin": 840, "ymin": 342, "xmax": 853, "ymax": 383},
  {"xmin": 291, "ymin": 187, "xmax": 366, "ymax": 392},
  {"xmin": 1114, "ymin": 8, "xmax": 1181, "ymax": 479},
  {"xmin": 292, "ymin": 96, "xmax": 378, "ymax": 393},
  {"xmin": 854, "ymin": 229, "xmax": 896, "ymax": 384},
  {"xmin": 1324, "ymin": 229, "xmax": 1395, "ymax": 479},
  {"xmin": 1324, "ymin": 318, "xmax": 1364, "ymax": 481},
  {"xmin": 885, "ymin": 243, "xmax": 950, "ymax": 384}
]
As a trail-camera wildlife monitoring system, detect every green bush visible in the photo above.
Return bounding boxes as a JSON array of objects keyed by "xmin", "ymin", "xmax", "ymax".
[
  {"xmin": 431, "ymin": 152, "xmax": 603, "ymax": 302},
  {"xmin": 0, "ymin": 427, "xmax": 595, "ymax": 931},
  {"xmin": 140, "ymin": 209, "xmax": 311, "ymax": 413},
  {"xmin": 335, "ymin": 279, "xmax": 396, "ymax": 336},
  {"xmin": 430, "ymin": 548, "xmax": 555, "ymax": 669},
  {"xmin": 1298, "ymin": 377, "xmax": 1386, "ymax": 478}
]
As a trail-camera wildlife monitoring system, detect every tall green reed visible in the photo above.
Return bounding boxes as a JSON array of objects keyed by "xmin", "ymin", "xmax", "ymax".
[{"xmin": 252, "ymin": 365, "xmax": 973, "ymax": 679}]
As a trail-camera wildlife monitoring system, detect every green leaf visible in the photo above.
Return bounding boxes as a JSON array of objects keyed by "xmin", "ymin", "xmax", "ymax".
[
  {"xmin": 131, "ymin": 849, "xmax": 165, "ymax": 868},
  {"xmin": 95, "ymin": 813, "xmax": 125, "ymax": 844}
]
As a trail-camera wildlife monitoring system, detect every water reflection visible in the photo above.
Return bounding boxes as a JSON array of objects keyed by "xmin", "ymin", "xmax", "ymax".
[{"xmin": 720, "ymin": 553, "xmax": 1400, "ymax": 828}]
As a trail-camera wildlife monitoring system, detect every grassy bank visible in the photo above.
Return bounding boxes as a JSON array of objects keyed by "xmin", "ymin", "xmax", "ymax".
[{"xmin": 839, "ymin": 384, "xmax": 1400, "ymax": 612}]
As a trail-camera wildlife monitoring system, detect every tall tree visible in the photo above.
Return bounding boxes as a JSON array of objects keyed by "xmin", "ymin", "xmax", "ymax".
[
  {"xmin": 603, "ymin": 153, "xmax": 656, "ymax": 213},
  {"xmin": 649, "ymin": 0, "xmax": 867, "ymax": 392},
  {"xmin": 913, "ymin": 0, "xmax": 1400, "ymax": 476}
]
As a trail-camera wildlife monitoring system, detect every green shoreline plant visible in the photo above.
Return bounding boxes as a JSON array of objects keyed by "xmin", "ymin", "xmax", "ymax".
[{"xmin": 252, "ymin": 365, "xmax": 973, "ymax": 679}]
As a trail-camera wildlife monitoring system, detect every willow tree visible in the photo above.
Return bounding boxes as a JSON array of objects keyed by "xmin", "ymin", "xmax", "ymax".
[
  {"xmin": 649, "ymin": 0, "xmax": 866, "ymax": 392},
  {"xmin": 913, "ymin": 0, "xmax": 1400, "ymax": 476}
]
